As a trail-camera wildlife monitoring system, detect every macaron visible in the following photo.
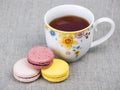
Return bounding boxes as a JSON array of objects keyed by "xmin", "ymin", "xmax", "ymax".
[
  {"xmin": 27, "ymin": 46, "xmax": 54, "ymax": 69},
  {"xmin": 41, "ymin": 59, "xmax": 69, "ymax": 82},
  {"xmin": 13, "ymin": 58, "xmax": 40, "ymax": 82}
]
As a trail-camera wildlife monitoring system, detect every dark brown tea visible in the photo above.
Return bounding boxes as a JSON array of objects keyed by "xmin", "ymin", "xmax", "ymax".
[{"xmin": 49, "ymin": 16, "xmax": 89, "ymax": 31}]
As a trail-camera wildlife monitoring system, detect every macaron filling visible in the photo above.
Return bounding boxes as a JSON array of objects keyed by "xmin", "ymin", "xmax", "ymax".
[{"xmin": 27, "ymin": 59, "xmax": 51, "ymax": 66}]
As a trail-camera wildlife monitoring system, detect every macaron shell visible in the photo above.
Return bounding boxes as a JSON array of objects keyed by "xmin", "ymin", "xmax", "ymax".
[
  {"xmin": 27, "ymin": 46, "xmax": 54, "ymax": 63},
  {"xmin": 42, "ymin": 71, "xmax": 69, "ymax": 82},
  {"xmin": 14, "ymin": 73, "xmax": 40, "ymax": 82},
  {"xmin": 27, "ymin": 60, "xmax": 53, "ymax": 70},
  {"xmin": 41, "ymin": 59, "xmax": 69, "ymax": 82},
  {"xmin": 13, "ymin": 58, "xmax": 40, "ymax": 82}
]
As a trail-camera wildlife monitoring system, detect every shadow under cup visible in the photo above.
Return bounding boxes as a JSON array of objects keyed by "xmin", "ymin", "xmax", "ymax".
[{"xmin": 44, "ymin": 5, "xmax": 95, "ymax": 62}]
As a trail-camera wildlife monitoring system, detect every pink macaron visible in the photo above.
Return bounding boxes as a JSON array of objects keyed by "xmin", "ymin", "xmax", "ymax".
[{"xmin": 27, "ymin": 46, "xmax": 54, "ymax": 69}]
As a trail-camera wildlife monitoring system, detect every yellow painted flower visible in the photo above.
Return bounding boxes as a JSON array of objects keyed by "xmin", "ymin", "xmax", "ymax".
[
  {"xmin": 59, "ymin": 34, "xmax": 77, "ymax": 50},
  {"xmin": 74, "ymin": 50, "xmax": 80, "ymax": 55},
  {"xmin": 45, "ymin": 25, "xmax": 49, "ymax": 30}
]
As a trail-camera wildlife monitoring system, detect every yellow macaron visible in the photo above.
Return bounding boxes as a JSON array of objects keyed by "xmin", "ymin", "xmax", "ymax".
[{"xmin": 41, "ymin": 58, "xmax": 69, "ymax": 82}]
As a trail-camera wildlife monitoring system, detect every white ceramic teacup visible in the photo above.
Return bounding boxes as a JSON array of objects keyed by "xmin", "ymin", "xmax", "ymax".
[{"xmin": 44, "ymin": 4, "xmax": 115, "ymax": 62}]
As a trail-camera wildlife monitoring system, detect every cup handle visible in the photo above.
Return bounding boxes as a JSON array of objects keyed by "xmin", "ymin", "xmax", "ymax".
[{"xmin": 90, "ymin": 17, "xmax": 115, "ymax": 48}]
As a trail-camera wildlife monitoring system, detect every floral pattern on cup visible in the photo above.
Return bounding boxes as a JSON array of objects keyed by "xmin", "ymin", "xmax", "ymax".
[
  {"xmin": 65, "ymin": 45, "xmax": 81, "ymax": 57},
  {"xmin": 47, "ymin": 28, "xmax": 91, "ymax": 58},
  {"xmin": 59, "ymin": 34, "xmax": 77, "ymax": 50},
  {"xmin": 49, "ymin": 30, "xmax": 56, "ymax": 36},
  {"xmin": 72, "ymin": 45, "xmax": 81, "ymax": 57},
  {"xmin": 85, "ymin": 32, "xmax": 90, "ymax": 39},
  {"xmin": 75, "ymin": 32, "xmax": 84, "ymax": 39},
  {"xmin": 74, "ymin": 50, "xmax": 80, "ymax": 57},
  {"xmin": 65, "ymin": 51, "xmax": 71, "ymax": 55}
]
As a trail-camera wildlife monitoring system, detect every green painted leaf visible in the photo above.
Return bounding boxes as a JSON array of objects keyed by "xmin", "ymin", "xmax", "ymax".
[{"xmin": 73, "ymin": 49, "xmax": 76, "ymax": 51}]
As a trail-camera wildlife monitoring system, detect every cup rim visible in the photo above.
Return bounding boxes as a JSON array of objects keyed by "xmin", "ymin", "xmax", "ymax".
[{"xmin": 44, "ymin": 4, "xmax": 94, "ymax": 34}]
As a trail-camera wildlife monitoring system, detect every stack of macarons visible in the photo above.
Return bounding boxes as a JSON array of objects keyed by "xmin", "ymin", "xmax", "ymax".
[{"xmin": 13, "ymin": 46, "xmax": 69, "ymax": 83}]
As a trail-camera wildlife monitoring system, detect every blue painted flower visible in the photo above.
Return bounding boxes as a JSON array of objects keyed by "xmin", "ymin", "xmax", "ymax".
[
  {"xmin": 50, "ymin": 30, "xmax": 56, "ymax": 36},
  {"xmin": 76, "ymin": 45, "xmax": 80, "ymax": 49}
]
